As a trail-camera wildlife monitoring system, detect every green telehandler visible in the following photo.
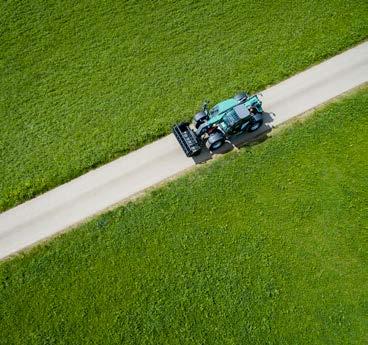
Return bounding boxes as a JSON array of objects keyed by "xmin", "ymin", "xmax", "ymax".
[{"xmin": 173, "ymin": 92, "xmax": 264, "ymax": 157}]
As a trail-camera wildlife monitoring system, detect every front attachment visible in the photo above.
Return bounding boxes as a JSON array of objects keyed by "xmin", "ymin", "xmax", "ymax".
[{"xmin": 172, "ymin": 122, "xmax": 202, "ymax": 157}]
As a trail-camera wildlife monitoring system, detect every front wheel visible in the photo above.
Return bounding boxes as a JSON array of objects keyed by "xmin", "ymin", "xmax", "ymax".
[
  {"xmin": 193, "ymin": 111, "xmax": 208, "ymax": 129},
  {"xmin": 247, "ymin": 113, "xmax": 263, "ymax": 132},
  {"xmin": 206, "ymin": 131, "xmax": 225, "ymax": 151}
]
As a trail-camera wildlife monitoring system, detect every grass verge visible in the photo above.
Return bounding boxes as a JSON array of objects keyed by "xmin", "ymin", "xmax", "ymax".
[
  {"xmin": 1, "ymin": 87, "xmax": 367, "ymax": 344},
  {"xmin": 1, "ymin": 0, "xmax": 368, "ymax": 211}
]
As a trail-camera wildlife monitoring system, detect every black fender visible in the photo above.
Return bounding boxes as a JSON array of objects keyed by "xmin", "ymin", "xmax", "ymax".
[
  {"xmin": 196, "ymin": 122, "xmax": 210, "ymax": 137},
  {"xmin": 251, "ymin": 113, "xmax": 263, "ymax": 122}
]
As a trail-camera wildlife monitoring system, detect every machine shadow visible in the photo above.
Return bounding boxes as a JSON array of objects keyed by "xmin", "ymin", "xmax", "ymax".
[{"xmin": 192, "ymin": 112, "xmax": 276, "ymax": 164}]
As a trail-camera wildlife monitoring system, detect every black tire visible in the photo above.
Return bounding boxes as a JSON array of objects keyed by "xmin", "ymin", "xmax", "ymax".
[
  {"xmin": 206, "ymin": 131, "xmax": 225, "ymax": 151},
  {"xmin": 234, "ymin": 91, "xmax": 249, "ymax": 103},
  {"xmin": 247, "ymin": 113, "xmax": 263, "ymax": 132},
  {"xmin": 193, "ymin": 111, "xmax": 208, "ymax": 129}
]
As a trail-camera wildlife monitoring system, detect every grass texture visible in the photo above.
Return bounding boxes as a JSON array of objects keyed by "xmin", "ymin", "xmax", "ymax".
[
  {"xmin": 0, "ymin": 87, "xmax": 367, "ymax": 344},
  {"xmin": 1, "ymin": 0, "xmax": 368, "ymax": 211}
]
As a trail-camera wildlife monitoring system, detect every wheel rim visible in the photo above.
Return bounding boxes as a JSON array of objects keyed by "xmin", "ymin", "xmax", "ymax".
[
  {"xmin": 211, "ymin": 140, "xmax": 223, "ymax": 150},
  {"xmin": 250, "ymin": 121, "xmax": 261, "ymax": 131}
]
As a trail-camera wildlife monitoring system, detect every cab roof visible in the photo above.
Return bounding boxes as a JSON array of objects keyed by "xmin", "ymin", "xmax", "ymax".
[{"xmin": 215, "ymin": 98, "xmax": 238, "ymax": 114}]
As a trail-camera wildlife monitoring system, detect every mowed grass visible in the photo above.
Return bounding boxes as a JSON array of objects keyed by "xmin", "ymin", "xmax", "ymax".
[
  {"xmin": 1, "ymin": 1, "xmax": 368, "ymax": 211},
  {"xmin": 1, "ymin": 87, "xmax": 367, "ymax": 344}
]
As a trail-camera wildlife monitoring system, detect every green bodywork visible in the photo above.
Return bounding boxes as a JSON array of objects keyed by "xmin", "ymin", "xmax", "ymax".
[{"xmin": 206, "ymin": 95, "xmax": 263, "ymax": 133}]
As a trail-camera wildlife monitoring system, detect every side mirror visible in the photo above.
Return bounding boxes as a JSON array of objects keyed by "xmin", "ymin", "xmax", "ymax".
[{"xmin": 202, "ymin": 100, "xmax": 209, "ymax": 112}]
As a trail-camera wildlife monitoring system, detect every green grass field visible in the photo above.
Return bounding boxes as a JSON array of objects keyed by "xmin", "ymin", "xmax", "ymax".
[
  {"xmin": 1, "ymin": 0, "xmax": 367, "ymax": 211},
  {"xmin": 1, "ymin": 87, "xmax": 367, "ymax": 344}
]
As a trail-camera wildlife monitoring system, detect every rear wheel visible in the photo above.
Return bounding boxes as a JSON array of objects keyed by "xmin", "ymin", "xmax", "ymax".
[
  {"xmin": 206, "ymin": 131, "xmax": 225, "ymax": 151},
  {"xmin": 234, "ymin": 91, "xmax": 249, "ymax": 103},
  {"xmin": 247, "ymin": 113, "xmax": 263, "ymax": 132}
]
